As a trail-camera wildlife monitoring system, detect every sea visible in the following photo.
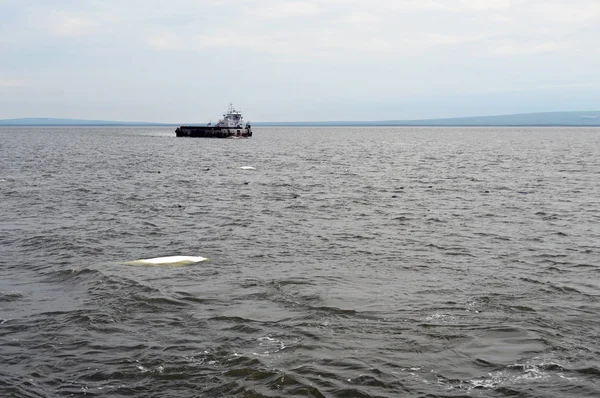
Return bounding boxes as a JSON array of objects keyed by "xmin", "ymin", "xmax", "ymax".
[{"xmin": 1, "ymin": 126, "xmax": 599, "ymax": 397}]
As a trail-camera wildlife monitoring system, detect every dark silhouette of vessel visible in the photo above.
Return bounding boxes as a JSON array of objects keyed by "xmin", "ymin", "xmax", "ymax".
[{"xmin": 176, "ymin": 104, "xmax": 252, "ymax": 138}]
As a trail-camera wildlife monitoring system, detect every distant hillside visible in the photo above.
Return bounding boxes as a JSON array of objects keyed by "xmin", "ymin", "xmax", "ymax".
[
  {"xmin": 0, "ymin": 118, "xmax": 174, "ymax": 126},
  {"xmin": 255, "ymin": 111, "xmax": 600, "ymax": 126},
  {"xmin": 1, "ymin": 111, "xmax": 599, "ymax": 126}
]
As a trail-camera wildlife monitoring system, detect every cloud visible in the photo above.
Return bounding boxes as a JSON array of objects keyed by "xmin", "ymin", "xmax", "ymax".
[
  {"xmin": 246, "ymin": 1, "xmax": 320, "ymax": 19},
  {"xmin": 533, "ymin": 1, "xmax": 600, "ymax": 23},
  {"xmin": 329, "ymin": 0, "xmax": 519, "ymax": 12},
  {"xmin": 489, "ymin": 40, "xmax": 570, "ymax": 56},
  {"xmin": 144, "ymin": 1, "xmax": 485, "ymax": 58},
  {"xmin": 142, "ymin": 0, "xmax": 593, "ymax": 60},
  {"xmin": 455, "ymin": 0, "xmax": 518, "ymax": 11},
  {"xmin": 44, "ymin": 12, "xmax": 101, "ymax": 37},
  {"xmin": 489, "ymin": 82, "xmax": 600, "ymax": 93},
  {"xmin": 425, "ymin": 34, "xmax": 475, "ymax": 46},
  {"xmin": 0, "ymin": 79, "xmax": 28, "ymax": 87},
  {"xmin": 147, "ymin": 28, "xmax": 470, "ymax": 59},
  {"xmin": 148, "ymin": 31, "xmax": 269, "ymax": 51},
  {"xmin": 337, "ymin": 11, "xmax": 378, "ymax": 24}
]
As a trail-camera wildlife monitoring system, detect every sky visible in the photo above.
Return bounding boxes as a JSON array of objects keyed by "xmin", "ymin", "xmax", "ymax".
[{"xmin": 1, "ymin": 0, "xmax": 599, "ymax": 122}]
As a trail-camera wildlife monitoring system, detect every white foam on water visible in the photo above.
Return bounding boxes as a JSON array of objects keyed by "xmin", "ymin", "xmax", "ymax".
[
  {"xmin": 126, "ymin": 255, "xmax": 208, "ymax": 266},
  {"xmin": 252, "ymin": 335, "xmax": 291, "ymax": 357},
  {"xmin": 459, "ymin": 355, "xmax": 577, "ymax": 392}
]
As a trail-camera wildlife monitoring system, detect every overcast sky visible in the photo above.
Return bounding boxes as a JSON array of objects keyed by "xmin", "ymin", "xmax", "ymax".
[{"xmin": 1, "ymin": 0, "xmax": 599, "ymax": 122}]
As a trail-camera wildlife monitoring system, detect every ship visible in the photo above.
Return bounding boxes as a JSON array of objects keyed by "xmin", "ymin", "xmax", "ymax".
[{"xmin": 175, "ymin": 104, "xmax": 252, "ymax": 138}]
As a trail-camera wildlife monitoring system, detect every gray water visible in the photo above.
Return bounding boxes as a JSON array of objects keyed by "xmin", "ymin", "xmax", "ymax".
[{"xmin": 1, "ymin": 126, "xmax": 599, "ymax": 397}]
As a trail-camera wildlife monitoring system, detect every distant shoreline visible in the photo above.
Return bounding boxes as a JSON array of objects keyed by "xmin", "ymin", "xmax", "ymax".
[
  {"xmin": 1, "ymin": 111, "xmax": 599, "ymax": 127},
  {"xmin": 253, "ymin": 123, "xmax": 600, "ymax": 127},
  {"xmin": 0, "ymin": 124, "xmax": 178, "ymax": 127},
  {"xmin": 2, "ymin": 123, "xmax": 600, "ymax": 127}
]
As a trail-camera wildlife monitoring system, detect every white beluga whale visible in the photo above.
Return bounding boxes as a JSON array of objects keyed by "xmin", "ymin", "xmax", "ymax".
[
  {"xmin": 239, "ymin": 166, "xmax": 256, "ymax": 170},
  {"xmin": 126, "ymin": 256, "xmax": 208, "ymax": 266}
]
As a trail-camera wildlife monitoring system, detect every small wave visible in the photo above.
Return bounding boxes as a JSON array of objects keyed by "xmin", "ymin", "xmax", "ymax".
[
  {"xmin": 224, "ymin": 324, "xmax": 263, "ymax": 334},
  {"xmin": 573, "ymin": 366, "xmax": 600, "ymax": 376},
  {"xmin": 308, "ymin": 305, "xmax": 358, "ymax": 316},
  {"xmin": 42, "ymin": 267, "xmax": 102, "ymax": 283},
  {"xmin": 209, "ymin": 315, "xmax": 258, "ymax": 324},
  {"xmin": 506, "ymin": 305, "xmax": 537, "ymax": 313},
  {"xmin": 544, "ymin": 282, "xmax": 582, "ymax": 294},
  {"xmin": 214, "ymin": 369, "xmax": 326, "ymax": 398},
  {"xmin": 132, "ymin": 294, "xmax": 190, "ymax": 308},
  {"xmin": 0, "ymin": 291, "xmax": 25, "ymax": 302},
  {"xmin": 269, "ymin": 278, "xmax": 315, "ymax": 287},
  {"xmin": 432, "ymin": 352, "xmax": 599, "ymax": 395},
  {"xmin": 426, "ymin": 217, "xmax": 446, "ymax": 223}
]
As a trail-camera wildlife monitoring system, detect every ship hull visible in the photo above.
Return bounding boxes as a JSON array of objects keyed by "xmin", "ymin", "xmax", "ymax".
[{"xmin": 175, "ymin": 126, "xmax": 252, "ymax": 138}]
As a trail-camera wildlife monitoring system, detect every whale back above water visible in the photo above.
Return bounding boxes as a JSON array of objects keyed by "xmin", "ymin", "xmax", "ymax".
[{"xmin": 126, "ymin": 256, "xmax": 208, "ymax": 266}]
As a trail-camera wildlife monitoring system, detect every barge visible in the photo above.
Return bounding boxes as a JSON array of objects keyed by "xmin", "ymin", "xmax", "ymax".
[{"xmin": 176, "ymin": 104, "xmax": 252, "ymax": 138}]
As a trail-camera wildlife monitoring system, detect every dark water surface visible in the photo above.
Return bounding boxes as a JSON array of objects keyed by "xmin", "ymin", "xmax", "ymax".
[{"xmin": 1, "ymin": 126, "xmax": 600, "ymax": 397}]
